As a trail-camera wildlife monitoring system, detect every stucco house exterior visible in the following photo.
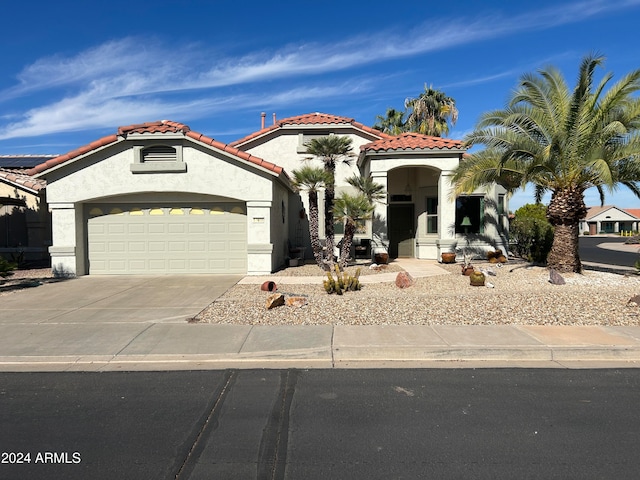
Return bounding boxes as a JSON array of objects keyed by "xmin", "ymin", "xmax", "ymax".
[
  {"xmin": 0, "ymin": 157, "xmax": 52, "ymax": 264},
  {"xmin": 28, "ymin": 113, "xmax": 509, "ymax": 276},
  {"xmin": 580, "ymin": 206, "xmax": 640, "ymax": 235}
]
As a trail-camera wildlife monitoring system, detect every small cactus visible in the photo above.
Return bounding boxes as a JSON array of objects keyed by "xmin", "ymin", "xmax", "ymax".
[{"xmin": 323, "ymin": 266, "xmax": 362, "ymax": 294}]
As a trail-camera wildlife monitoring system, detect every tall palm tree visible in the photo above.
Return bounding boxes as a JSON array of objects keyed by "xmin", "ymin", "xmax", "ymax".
[
  {"xmin": 305, "ymin": 136, "xmax": 354, "ymax": 267},
  {"xmin": 345, "ymin": 174, "xmax": 387, "ymax": 204},
  {"xmin": 333, "ymin": 193, "xmax": 375, "ymax": 269},
  {"xmin": 452, "ymin": 54, "xmax": 640, "ymax": 273},
  {"xmin": 291, "ymin": 165, "xmax": 333, "ymax": 269},
  {"xmin": 404, "ymin": 84, "xmax": 458, "ymax": 137},
  {"xmin": 373, "ymin": 108, "xmax": 406, "ymax": 135}
]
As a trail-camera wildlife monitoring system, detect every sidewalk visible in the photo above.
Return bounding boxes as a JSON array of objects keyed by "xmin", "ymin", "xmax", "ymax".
[{"xmin": 1, "ymin": 258, "xmax": 639, "ymax": 371}]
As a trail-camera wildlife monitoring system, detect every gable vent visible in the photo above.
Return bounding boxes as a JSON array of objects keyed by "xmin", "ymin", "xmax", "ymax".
[{"xmin": 143, "ymin": 145, "xmax": 177, "ymax": 162}]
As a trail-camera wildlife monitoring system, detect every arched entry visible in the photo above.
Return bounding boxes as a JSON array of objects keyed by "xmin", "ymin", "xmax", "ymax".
[{"xmin": 386, "ymin": 166, "xmax": 440, "ymax": 258}]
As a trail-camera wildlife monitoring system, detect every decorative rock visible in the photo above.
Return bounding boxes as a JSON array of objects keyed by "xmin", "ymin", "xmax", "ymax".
[
  {"xmin": 627, "ymin": 295, "xmax": 640, "ymax": 306},
  {"xmin": 549, "ymin": 269, "xmax": 566, "ymax": 285},
  {"xmin": 395, "ymin": 271, "xmax": 415, "ymax": 288},
  {"xmin": 266, "ymin": 293, "xmax": 285, "ymax": 309},
  {"xmin": 486, "ymin": 281, "xmax": 495, "ymax": 288},
  {"xmin": 285, "ymin": 296, "xmax": 308, "ymax": 308},
  {"xmin": 479, "ymin": 267, "xmax": 496, "ymax": 276}
]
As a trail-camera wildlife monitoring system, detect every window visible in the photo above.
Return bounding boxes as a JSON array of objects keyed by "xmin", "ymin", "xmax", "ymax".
[
  {"xmin": 131, "ymin": 143, "xmax": 186, "ymax": 173},
  {"xmin": 297, "ymin": 132, "xmax": 331, "ymax": 153},
  {"xmin": 426, "ymin": 197, "xmax": 438, "ymax": 234},
  {"xmin": 455, "ymin": 196, "xmax": 484, "ymax": 234}
]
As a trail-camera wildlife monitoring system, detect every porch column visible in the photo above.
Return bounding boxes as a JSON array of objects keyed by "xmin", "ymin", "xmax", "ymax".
[
  {"xmin": 246, "ymin": 201, "xmax": 273, "ymax": 275},
  {"xmin": 49, "ymin": 203, "xmax": 78, "ymax": 277},
  {"xmin": 437, "ymin": 170, "xmax": 457, "ymax": 256},
  {"xmin": 370, "ymin": 172, "xmax": 388, "ymax": 250}
]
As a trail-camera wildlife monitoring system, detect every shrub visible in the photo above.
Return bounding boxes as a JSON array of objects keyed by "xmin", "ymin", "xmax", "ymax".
[
  {"xmin": 0, "ymin": 257, "xmax": 17, "ymax": 278},
  {"xmin": 510, "ymin": 204, "xmax": 554, "ymax": 263}
]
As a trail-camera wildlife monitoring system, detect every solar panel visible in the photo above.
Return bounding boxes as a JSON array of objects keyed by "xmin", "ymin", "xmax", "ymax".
[{"xmin": 0, "ymin": 155, "xmax": 57, "ymax": 169}]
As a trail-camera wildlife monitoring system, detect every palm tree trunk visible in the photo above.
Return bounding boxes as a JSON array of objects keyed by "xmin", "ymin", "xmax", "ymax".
[
  {"xmin": 546, "ymin": 187, "xmax": 588, "ymax": 273},
  {"xmin": 324, "ymin": 173, "xmax": 335, "ymax": 268},
  {"xmin": 339, "ymin": 221, "xmax": 356, "ymax": 269},
  {"xmin": 307, "ymin": 191, "xmax": 326, "ymax": 269}
]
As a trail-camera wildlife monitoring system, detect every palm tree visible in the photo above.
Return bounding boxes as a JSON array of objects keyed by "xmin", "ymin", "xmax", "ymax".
[
  {"xmin": 333, "ymin": 193, "xmax": 375, "ymax": 269},
  {"xmin": 291, "ymin": 165, "xmax": 333, "ymax": 269},
  {"xmin": 305, "ymin": 136, "xmax": 354, "ymax": 267},
  {"xmin": 404, "ymin": 84, "xmax": 458, "ymax": 136},
  {"xmin": 452, "ymin": 54, "xmax": 640, "ymax": 273},
  {"xmin": 373, "ymin": 108, "xmax": 406, "ymax": 135},
  {"xmin": 345, "ymin": 174, "xmax": 387, "ymax": 204}
]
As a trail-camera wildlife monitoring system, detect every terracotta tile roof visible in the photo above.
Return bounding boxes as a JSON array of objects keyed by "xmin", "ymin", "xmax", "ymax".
[
  {"xmin": 624, "ymin": 208, "xmax": 640, "ymax": 219},
  {"xmin": 230, "ymin": 112, "xmax": 390, "ymax": 148},
  {"xmin": 28, "ymin": 120, "xmax": 285, "ymax": 177},
  {"xmin": 0, "ymin": 168, "xmax": 46, "ymax": 192},
  {"xmin": 361, "ymin": 132, "xmax": 465, "ymax": 153},
  {"xmin": 585, "ymin": 205, "xmax": 640, "ymax": 219}
]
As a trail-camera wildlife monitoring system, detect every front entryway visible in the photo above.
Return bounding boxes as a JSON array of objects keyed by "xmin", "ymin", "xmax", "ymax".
[{"xmin": 388, "ymin": 204, "xmax": 415, "ymax": 258}]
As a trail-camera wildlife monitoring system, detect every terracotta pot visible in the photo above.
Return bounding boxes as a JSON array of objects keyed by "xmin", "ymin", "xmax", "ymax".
[
  {"xmin": 462, "ymin": 266, "xmax": 474, "ymax": 276},
  {"xmin": 374, "ymin": 252, "xmax": 389, "ymax": 265},
  {"xmin": 441, "ymin": 252, "xmax": 456, "ymax": 264},
  {"xmin": 260, "ymin": 281, "xmax": 277, "ymax": 292}
]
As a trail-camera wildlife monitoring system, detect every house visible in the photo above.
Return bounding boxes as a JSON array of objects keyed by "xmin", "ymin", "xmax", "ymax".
[
  {"xmin": 28, "ymin": 114, "xmax": 509, "ymax": 276},
  {"xmin": 580, "ymin": 206, "xmax": 640, "ymax": 235},
  {"xmin": 0, "ymin": 155, "xmax": 54, "ymax": 265}
]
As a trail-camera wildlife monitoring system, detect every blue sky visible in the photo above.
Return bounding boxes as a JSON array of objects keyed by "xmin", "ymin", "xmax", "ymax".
[{"xmin": 2, "ymin": 0, "xmax": 640, "ymax": 211}]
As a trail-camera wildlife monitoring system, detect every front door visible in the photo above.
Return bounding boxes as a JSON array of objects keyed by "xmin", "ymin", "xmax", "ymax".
[{"xmin": 388, "ymin": 204, "xmax": 415, "ymax": 258}]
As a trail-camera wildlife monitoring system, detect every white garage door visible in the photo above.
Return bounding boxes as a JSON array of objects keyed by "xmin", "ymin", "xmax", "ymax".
[{"xmin": 87, "ymin": 203, "xmax": 247, "ymax": 274}]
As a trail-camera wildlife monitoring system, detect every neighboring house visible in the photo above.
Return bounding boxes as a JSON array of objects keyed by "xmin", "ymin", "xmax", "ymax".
[
  {"xmin": 28, "ymin": 114, "xmax": 508, "ymax": 276},
  {"xmin": 581, "ymin": 206, "xmax": 640, "ymax": 234},
  {"xmin": 0, "ymin": 155, "xmax": 54, "ymax": 265}
]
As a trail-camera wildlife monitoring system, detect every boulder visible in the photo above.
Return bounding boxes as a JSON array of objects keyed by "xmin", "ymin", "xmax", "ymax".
[
  {"xmin": 266, "ymin": 293, "xmax": 285, "ymax": 309},
  {"xmin": 549, "ymin": 269, "xmax": 566, "ymax": 285},
  {"xmin": 395, "ymin": 271, "xmax": 415, "ymax": 289},
  {"xmin": 627, "ymin": 295, "xmax": 640, "ymax": 306},
  {"xmin": 285, "ymin": 296, "xmax": 308, "ymax": 308}
]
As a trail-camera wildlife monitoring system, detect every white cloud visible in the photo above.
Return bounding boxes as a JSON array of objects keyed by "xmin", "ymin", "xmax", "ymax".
[{"xmin": 1, "ymin": 0, "xmax": 639, "ymax": 140}]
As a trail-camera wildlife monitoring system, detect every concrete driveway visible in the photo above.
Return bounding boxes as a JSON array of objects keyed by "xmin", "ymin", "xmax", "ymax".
[{"xmin": 0, "ymin": 275, "xmax": 242, "ymax": 324}]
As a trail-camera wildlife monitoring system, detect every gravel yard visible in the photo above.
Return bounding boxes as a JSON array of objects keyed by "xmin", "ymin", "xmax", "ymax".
[
  {"xmin": 196, "ymin": 262, "xmax": 640, "ymax": 326},
  {"xmin": 4, "ymin": 263, "xmax": 640, "ymax": 326}
]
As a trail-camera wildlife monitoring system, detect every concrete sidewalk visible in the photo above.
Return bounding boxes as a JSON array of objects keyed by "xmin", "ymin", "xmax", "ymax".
[
  {"xmin": 1, "ymin": 257, "xmax": 640, "ymax": 371},
  {"xmin": 0, "ymin": 323, "xmax": 639, "ymax": 371}
]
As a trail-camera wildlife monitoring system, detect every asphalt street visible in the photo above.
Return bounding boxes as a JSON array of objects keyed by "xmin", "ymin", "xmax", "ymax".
[
  {"xmin": 579, "ymin": 236, "xmax": 638, "ymax": 267},
  {"xmin": 2, "ymin": 369, "xmax": 640, "ymax": 479}
]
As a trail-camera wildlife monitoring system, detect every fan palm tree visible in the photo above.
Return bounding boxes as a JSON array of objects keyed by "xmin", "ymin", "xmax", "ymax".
[
  {"xmin": 404, "ymin": 85, "xmax": 458, "ymax": 136},
  {"xmin": 373, "ymin": 108, "xmax": 406, "ymax": 135},
  {"xmin": 305, "ymin": 136, "xmax": 354, "ymax": 267},
  {"xmin": 452, "ymin": 54, "xmax": 640, "ymax": 273},
  {"xmin": 345, "ymin": 174, "xmax": 387, "ymax": 204},
  {"xmin": 291, "ymin": 165, "xmax": 333, "ymax": 269},
  {"xmin": 333, "ymin": 193, "xmax": 375, "ymax": 269}
]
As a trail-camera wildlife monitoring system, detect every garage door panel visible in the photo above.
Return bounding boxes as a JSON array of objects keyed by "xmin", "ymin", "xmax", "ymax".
[
  {"xmin": 88, "ymin": 203, "xmax": 247, "ymax": 274},
  {"xmin": 148, "ymin": 224, "xmax": 166, "ymax": 234},
  {"xmin": 148, "ymin": 242, "xmax": 166, "ymax": 252},
  {"xmin": 128, "ymin": 224, "xmax": 145, "ymax": 235}
]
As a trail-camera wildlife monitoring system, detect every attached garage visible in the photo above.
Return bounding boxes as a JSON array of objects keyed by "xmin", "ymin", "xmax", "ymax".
[
  {"xmin": 31, "ymin": 120, "xmax": 293, "ymax": 276},
  {"xmin": 86, "ymin": 202, "xmax": 247, "ymax": 274}
]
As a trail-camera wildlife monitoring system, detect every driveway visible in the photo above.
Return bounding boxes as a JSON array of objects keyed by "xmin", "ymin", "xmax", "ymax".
[{"xmin": 0, "ymin": 275, "xmax": 242, "ymax": 324}]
